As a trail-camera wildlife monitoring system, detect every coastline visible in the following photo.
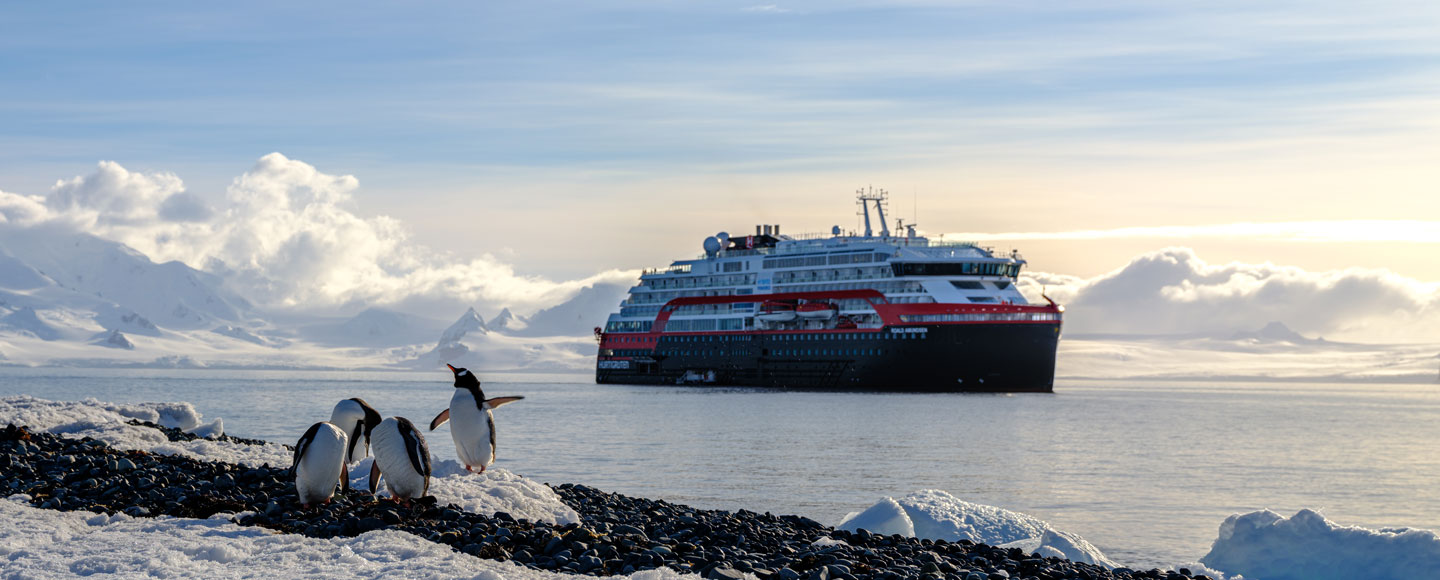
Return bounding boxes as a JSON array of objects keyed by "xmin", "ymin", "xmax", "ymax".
[{"xmin": 1, "ymin": 420, "xmax": 1203, "ymax": 580}]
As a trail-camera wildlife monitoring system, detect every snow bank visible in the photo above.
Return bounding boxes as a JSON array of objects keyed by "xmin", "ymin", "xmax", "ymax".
[
  {"xmin": 0, "ymin": 496, "xmax": 690, "ymax": 580},
  {"xmin": 1200, "ymin": 509, "xmax": 1440, "ymax": 580},
  {"xmin": 2, "ymin": 395, "xmax": 578, "ymax": 525},
  {"xmin": 0, "ymin": 395, "xmax": 292, "ymax": 467},
  {"xmin": 348, "ymin": 459, "xmax": 580, "ymax": 525},
  {"xmin": 838, "ymin": 490, "xmax": 1116, "ymax": 568}
]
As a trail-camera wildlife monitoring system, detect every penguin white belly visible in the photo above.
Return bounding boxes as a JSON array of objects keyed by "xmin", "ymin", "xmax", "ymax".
[
  {"xmin": 449, "ymin": 389, "xmax": 495, "ymax": 470},
  {"xmin": 370, "ymin": 418, "xmax": 429, "ymax": 499},
  {"xmin": 329, "ymin": 401, "xmax": 368, "ymax": 464},
  {"xmin": 295, "ymin": 423, "xmax": 348, "ymax": 506}
]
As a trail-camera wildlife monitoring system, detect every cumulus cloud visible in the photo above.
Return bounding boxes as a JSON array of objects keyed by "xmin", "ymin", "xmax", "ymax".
[
  {"xmin": 1019, "ymin": 247, "xmax": 1440, "ymax": 342},
  {"xmin": 0, "ymin": 189, "xmax": 49, "ymax": 227},
  {"xmin": 4, "ymin": 154, "xmax": 634, "ymax": 317}
]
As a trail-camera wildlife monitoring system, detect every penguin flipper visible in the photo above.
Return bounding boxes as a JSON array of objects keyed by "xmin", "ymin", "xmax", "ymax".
[
  {"xmin": 293, "ymin": 423, "xmax": 323, "ymax": 474},
  {"xmin": 429, "ymin": 409, "xmax": 450, "ymax": 430},
  {"xmin": 484, "ymin": 396, "xmax": 524, "ymax": 409},
  {"xmin": 347, "ymin": 422, "xmax": 363, "ymax": 461},
  {"xmin": 368, "ymin": 460, "xmax": 381, "ymax": 494}
]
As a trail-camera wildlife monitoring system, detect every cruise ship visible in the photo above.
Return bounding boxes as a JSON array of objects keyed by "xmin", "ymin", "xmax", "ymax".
[{"xmin": 595, "ymin": 190, "xmax": 1063, "ymax": 392}]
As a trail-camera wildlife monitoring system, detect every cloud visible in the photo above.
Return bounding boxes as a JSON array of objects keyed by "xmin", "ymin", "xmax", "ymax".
[
  {"xmin": 948, "ymin": 221, "xmax": 1440, "ymax": 244},
  {"xmin": 0, "ymin": 189, "xmax": 49, "ymax": 227},
  {"xmin": 742, "ymin": 5, "xmax": 793, "ymax": 13},
  {"xmin": 5, "ymin": 154, "xmax": 636, "ymax": 317},
  {"xmin": 1019, "ymin": 247, "xmax": 1440, "ymax": 342},
  {"xmin": 46, "ymin": 161, "xmax": 189, "ymax": 227}
]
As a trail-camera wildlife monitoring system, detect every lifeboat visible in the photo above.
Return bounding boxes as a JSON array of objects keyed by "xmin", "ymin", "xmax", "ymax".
[
  {"xmin": 796, "ymin": 301, "xmax": 838, "ymax": 320},
  {"xmin": 756, "ymin": 300, "xmax": 797, "ymax": 322}
]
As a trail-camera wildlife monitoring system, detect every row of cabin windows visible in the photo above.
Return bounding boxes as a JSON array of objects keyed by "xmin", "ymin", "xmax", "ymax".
[
  {"xmin": 778, "ymin": 281, "xmax": 925, "ymax": 294},
  {"xmin": 605, "ymin": 320, "xmax": 653, "ymax": 332},
  {"xmin": 772, "ymin": 266, "xmax": 892, "ymax": 283},
  {"xmin": 893, "ymin": 262, "xmax": 1020, "ymax": 278},
  {"xmin": 655, "ymin": 348, "xmax": 894, "ymax": 358},
  {"xmin": 658, "ymin": 332, "xmax": 921, "ymax": 343},
  {"xmin": 762, "ymin": 252, "xmax": 888, "ymax": 269},
  {"xmin": 643, "ymin": 273, "xmax": 758, "ymax": 291},
  {"xmin": 898, "ymin": 312, "xmax": 1061, "ymax": 323},
  {"xmin": 951, "ymin": 280, "xmax": 1013, "ymax": 291},
  {"xmin": 766, "ymin": 348, "xmax": 885, "ymax": 357}
]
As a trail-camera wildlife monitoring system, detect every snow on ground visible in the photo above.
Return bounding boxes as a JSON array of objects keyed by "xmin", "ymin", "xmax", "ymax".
[
  {"xmin": 837, "ymin": 490, "xmax": 1117, "ymax": 568},
  {"xmin": 0, "ymin": 395, "xmax": 580, "ymax": 526},
  {"xmin": 0, "ymin": 496, "xmax": 691, "ymax": 580},
  {"xmin": 0, "ymin": 394, "xmax": 291, "ymax": 467},
  {"xmin": 349, "ymin": 459, "xmax": 579, "ymax": 526},
  {"xmin": 1200, "ymin": 509, "xmax": 1440, "ymax": 580}
]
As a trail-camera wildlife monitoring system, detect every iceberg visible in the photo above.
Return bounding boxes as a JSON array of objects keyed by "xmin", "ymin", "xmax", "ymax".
[
  {"xmin": 1201, "ymin": 508, "xmax": 1440, "ymax": 580},
  {"xmin": 839, "ymin": 489, "xmax": 1117, "ymax": 568}
]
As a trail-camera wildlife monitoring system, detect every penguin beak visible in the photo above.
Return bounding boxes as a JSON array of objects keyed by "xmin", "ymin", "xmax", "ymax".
[{"xmin": 446, "ymin": 364, "xmax": 457, "ymax": 373}]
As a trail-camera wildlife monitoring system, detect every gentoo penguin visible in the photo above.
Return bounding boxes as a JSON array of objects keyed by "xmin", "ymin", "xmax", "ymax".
[
  {"xmin": 429, "ymin": 364, "xmax": 523, "ymax": 473},
  {"xmin": 292, "ymin": 421, "xmax": 349, "ymax": 508},
  {"xmin": 328, "ymin": 397, "xmax": 382, "ymax": 465},
  {"xmin": 368, "ymin": 416, "xmax": 431, "ymax": 501}
]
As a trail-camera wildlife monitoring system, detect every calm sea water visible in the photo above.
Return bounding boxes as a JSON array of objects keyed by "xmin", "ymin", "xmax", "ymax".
[{"xmin": 2, "ymin": 367, "xmax": 1437, "ymax": 569}]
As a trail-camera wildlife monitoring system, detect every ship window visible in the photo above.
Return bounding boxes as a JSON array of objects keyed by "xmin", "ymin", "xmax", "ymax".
[
  {"xmin": 969, "ymin": 297, "xmax": 997, "ymax": 303},
  {"xmin": 993, "ymin": 281, "xmax": 1011, "ymax": 290},
  {"xmin": 951, "ymin": 281, "xmax": 985, "ymax": 290}
]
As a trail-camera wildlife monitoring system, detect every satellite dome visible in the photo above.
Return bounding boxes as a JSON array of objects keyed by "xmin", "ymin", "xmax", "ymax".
[
  {"xmin": 703, "ymin": 236, "xmax": 721, "ymax": 256},
  {"xmin": 717, "ymin": 231, "xmax": 730, "ymax": 245},
  {"xmin": 831, "ymin": 225, "xmax": 842, "ymax": 236}
]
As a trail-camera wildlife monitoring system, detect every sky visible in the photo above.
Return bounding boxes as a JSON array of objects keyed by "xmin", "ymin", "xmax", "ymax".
[{"xmin": 2, "ymin": 1, "xmax": 1438, "ymax": 339}]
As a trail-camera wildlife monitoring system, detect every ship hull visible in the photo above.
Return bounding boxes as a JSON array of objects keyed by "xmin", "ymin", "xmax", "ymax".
[{"xmin": 596, "ymin": 322, "xmax": 1060, "ymax": 393}]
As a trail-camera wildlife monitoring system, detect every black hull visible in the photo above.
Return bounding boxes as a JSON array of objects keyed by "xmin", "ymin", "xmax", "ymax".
[{"xmin": 596, "ymin": 323, "xmax": 1060, "ymax": 393}]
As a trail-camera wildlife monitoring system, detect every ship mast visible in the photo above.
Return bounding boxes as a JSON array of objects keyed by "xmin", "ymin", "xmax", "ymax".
[{"xmin": 856, "ymin": 187, "xmax": 890, "ymax": 238}]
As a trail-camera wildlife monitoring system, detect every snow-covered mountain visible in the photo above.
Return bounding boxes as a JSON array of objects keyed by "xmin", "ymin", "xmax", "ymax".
[
  {"xmin": 1230, "ymin": 321, "xmax": 1323, "ymax": 344},
  {"xmin": 502, "ymin": 282, "xmax": 627, "ymax": 337},
  {"xmin": 0, "ymin": 226, "xmax": 254, "ymax": 332},
  {"xmin": 487, "ymin": 308, "xmax": 527, "ymax": 333},
  {"xmin": 297, "ymin": 307, "xmax": 447, "ymax": 348},
  {"xmin": 0, "ymin": 226, "xmax": 618, "ymax": 371}
]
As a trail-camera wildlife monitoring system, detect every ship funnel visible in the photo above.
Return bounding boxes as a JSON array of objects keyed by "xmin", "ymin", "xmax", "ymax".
[
  {"xmin": 756, "ymin": 225, "xmax": 763, "ymax": 236},
  {"xmin": 773, "ymin": 224, "xmax": 780, "ymax": 236}
]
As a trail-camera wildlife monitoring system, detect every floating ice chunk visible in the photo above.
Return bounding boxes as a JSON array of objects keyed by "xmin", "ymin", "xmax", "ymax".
[
  {"xmin": 999, "ymin": 529, "xmax": 1117, "ymax": 569},
  {"xmin": 107, "ymin": 400, "xmax": 203, "ymax": 431},
  {"xmin": 839, "ymin": 490, "xmax": 1115, "ymax": 568},
  {"xmin": 837, "ymin": 497, "xmax": 915, "ymax": 537},
  {"xmin": 1201, "ymin": 508, "xmax": 1440, "ymax": 580},
  {"xmin": 189, "ymin": 418, "xmax": 224, "ymax": 439},
  {"xmin": 900, "ymin": 489, "xmax": 1049, "ymax": 544}
]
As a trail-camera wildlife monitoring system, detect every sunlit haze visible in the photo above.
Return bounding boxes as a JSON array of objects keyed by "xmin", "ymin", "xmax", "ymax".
[{"xmin": 2, "ymin": 1, "xmax": 1437, "ymax": 341}]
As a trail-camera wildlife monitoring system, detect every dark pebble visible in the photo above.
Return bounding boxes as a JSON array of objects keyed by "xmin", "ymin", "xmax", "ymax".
[{"xmin": 0, "ymin": 422, "xmax": 1180, "ymax": 580}]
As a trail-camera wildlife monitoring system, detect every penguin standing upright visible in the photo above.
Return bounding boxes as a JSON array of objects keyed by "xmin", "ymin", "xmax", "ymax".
[
  {"xmin": 430, "ymin": 364, "xmax": 523, "ymax": 473},
  {"xmin": 368, "ymin": 416, "xmax": 431, "ymax": 501},
  {"xmin": 293, "ymin": 422, "xmax": 349, "ymax": 508},
  {"xmin": 329, "ymin": 398, "xmax": 382, "ymax": 465}
]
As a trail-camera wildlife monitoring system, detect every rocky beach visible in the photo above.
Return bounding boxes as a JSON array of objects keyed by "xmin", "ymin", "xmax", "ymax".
[{"xmin": 1, "ymin": 420, "xmax": 1211, "ymax": 580}]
